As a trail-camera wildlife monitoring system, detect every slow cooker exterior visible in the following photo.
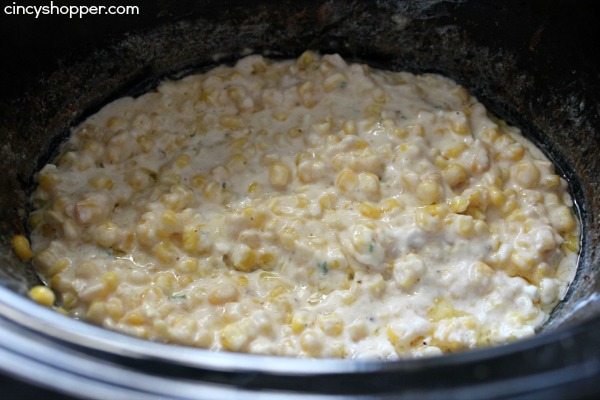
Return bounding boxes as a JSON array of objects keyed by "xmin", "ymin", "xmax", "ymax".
[{"xmin": 0, "ymin": 0, "xmax": 599, "ymax": 398}]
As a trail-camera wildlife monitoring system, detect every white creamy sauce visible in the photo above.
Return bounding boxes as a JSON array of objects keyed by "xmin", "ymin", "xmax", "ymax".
[{"xmin": 29, "ymin": 52, "xmax": 579, "ymax": 359}]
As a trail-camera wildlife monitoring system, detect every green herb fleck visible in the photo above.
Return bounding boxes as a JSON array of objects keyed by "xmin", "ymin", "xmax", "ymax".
[
  {"xmin": 222, "ymin": 182, "xmax": 227, "ymax": 189},
  {"xmin": 318, "ymin": 261, "xmax": 328, "ymax": 274},
  {"xmin": 369, "ymin": 243, "xmax": 374, "ymax": 253},
  {"xmin": 170, "ymin": 294, "xmax": 188, "ymax": 301}
]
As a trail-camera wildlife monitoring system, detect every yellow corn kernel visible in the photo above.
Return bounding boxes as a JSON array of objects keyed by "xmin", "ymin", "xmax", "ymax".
[
  {"xmin": 336, "ymin": 169, "xmax": 359, "ymax": 193},
  {"xmin": 154, "ymin": 271, "xmax": 178, "ymax": 294},
  {"xmin": 300, "ymin": 329, "xmax": 323, "ymax": 356},
  {"xmin": 247, "ymin": 182, "xmax": 262, "ymax": 194},
  {"xmin": 101, "ymin": 271, "xmax": 120, "ymax": 292},
  {"xmin": 48, "ymin": 259, "xmax": 69, "ymax": 277},
  {"xmin": 122, "ymin": 311, "xmax": 145, "ymax": 326},
  {"xmin": 297, "ymin": 50, "xmax": 318, "ymax": 70},
  {"xmin": 319, "ymin": 193, "xmax": 338, "ymax": 210},
  {"xmin": 358, "ymin": 203, "xmax": 382, "ymax": 219},
  {"xmin": 202, "ymin": 181, "xmax": 223, "ymax": 202},
  {"xmin": 269, "ymin": 163, "xmax": 291, "ymax": 189},
  {"xmin": 366, "ymin": 273, "xmax": 386, "ymax": 298},
  {"xmin": 227, "ymin": 153, "xmax": 247, "ymax": 172},
  {"xmin": 453, "ymin": 214, "xmax": 474, "ymax": 236},
  {"xmin": 563, "ymin": 234, "xmax": 580, "ymax": 253},
  {"xmin": 219, "ymin": 114, "xmax": 241, "ymax": 130},
  {"xmin": 229, "ymin": 244, "xmax": 256, "ymax": 272},
  {"xmin": 12, "ymin": 235, "xmax": 33, "ymax": 262},
  {"xmin": 323, "ymin": 72, "xmax": 348, "ymax": 91},
  {"xmin": 449, "ymin": 196, "xmax": 470, "ymax": 213},
  {"xmin": 450, "ymin": 121, "xmax": 469, "ymax": 136},
  {"xmin": 292, "ymin": 310, "xmax": 312, "ymax": 334},
  {"xmin": 279, "ymin": 226, "xmax": 299, "ymax": 249},
  {"xmin": 208, "ymin": 282, "xmax": 238, "ymax": 305},
  {"xmin": 415, "ymin": 205, "xmax": 447, "ymax": 232},
  {"xmin": 444, "ymin": 163, "xmax": 468, "ymax": 188},
  {"xmin": 105, "ymin": 298, "xmax": 124, "ymax": 321},
  {"xmin": 466, "ymin": 206, "xmax": 486, "ymax": 221},
  {"xmin": 61, "ymin": 292, "xmax": 79, "ymax": 309},
  {"xmin": 28, "ymin": 285, "xmax": 55, "ymax": 307},
  {"xmin": 288, "ymin": 126, "xmax": 304, "ymax": 138},
  {"xmin": 176, "ymin": 257, "xmax": 199, "ymax": 274},
  {"xmin": 342, "ymin": 120, "xmax": 357, "ymax": 135},
  {"xmin": 153, "ymin": 241, "xmax": 178, "ymax": 264},
  {"xmin": 488, "ymin": 187, "xmax": 505, "ymax": 207},
  {"xmin": 89, "ymin": 174, "xmax": 113, "ymax": 190},
  {"xmin": 318, "ymin": 313, "xmax": 344, "ymax": 337},
  {"xmin": 511, "ymin": 250, "xmax": 535, "ymax": 271},
  {"xmin": 162, "ymin": 184, "xmax": 194, "ymax": 211},
  {"xmin": 514, "ymin": 161, "xmax": 540, "ymax": 188},
  {"xmin": 95, "ymin": 222, "xmax": 121, "ymax": 248},
  {"xmin": 416, "ymin": 179, "xmax": 441, "ymax": 205},
  {"xmin": 443, "ymin": 143, "xmax": 468, "ymax": 159},
  {"xmin": 551, "ymin": 206, "xmax": 576, "ymax": 233},
  {"xmin": 381, "ymin": 198, "xmax": 402, "ymax": 213},
  {"xmin": 358, "ymin": 172, "xmax": 381, "ymax": 199},
  {"xmin": 220, "ymin": 323, "xmax": 247, "ymax": 352},
  {"xmin": 262, "ymin": 153, "xmax": 281, "ymax": 167},
  {"xmin": 28, "ymin": 211, "xmax": 43, "ymax": 229},
  {"xmin": 499, "ymin": 143, "xmax": 525, "ymax": 162},
  {"xmin": 191, "ymin": 175, "xmax": 206, "ymax": 189},
  {"xmin": 106, "ymin": 116, "xmax": 126, "ymax": 129},
  {"xmin": 541, "ymin": 174, "xmax": 561, "ymax": 189},
  {"xmin": 481, "ymin": 126, "xmax": 500, "ymax": 143},
  {"xmin": 86, "ymin": 301, "xmax": 106, "ymax": 324}
]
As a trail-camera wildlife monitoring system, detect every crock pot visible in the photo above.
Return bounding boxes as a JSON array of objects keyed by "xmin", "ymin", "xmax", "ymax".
[{"xmin": 0, "ymin": 0, "xmax": 599, "ymax": 398}]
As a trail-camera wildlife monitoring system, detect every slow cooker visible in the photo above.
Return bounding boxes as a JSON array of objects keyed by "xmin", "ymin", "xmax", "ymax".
[{"xmin": 0, "ymin": 0, "xmax": 599, "ymax": 398}]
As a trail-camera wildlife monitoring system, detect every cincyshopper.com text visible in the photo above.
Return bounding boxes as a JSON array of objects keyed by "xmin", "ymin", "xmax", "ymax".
[{"xmin": 4, "ymin": 1, "xmax": 139, "ymax": 19}]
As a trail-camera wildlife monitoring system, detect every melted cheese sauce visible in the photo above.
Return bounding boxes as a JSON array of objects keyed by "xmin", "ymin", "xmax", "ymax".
[{"xmin": 29, "ymin": 52, "xmax": 579, "ymax": 359}]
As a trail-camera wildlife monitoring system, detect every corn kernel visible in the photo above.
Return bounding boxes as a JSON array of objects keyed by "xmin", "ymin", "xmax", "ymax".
[
  {"xmin": 269, "ymin": 163, "xmax": 291, "ymax": 189},
  {"xmin": 319, "ymin": 193, "xmax": 338, "ymax": 210},
  {"xmin": 415, "ymin": 205, "xmax": 447, "ymax": 232},
  {"xmin": 229, "ymin": 244, "xmax": 257, "ymax": 272},
  {"xmin": 358, "ymin": 202, "xmax": 382, "ymax": 219},
  {"xmin": 563, "ymin": 234, "xmax": 580, "ymax": 253},
  {"xmin": 297, "ymin": 51, "xmax": 317, "ymax": 70},
  {"xmin": 336, "ymin": 169, "xmax": 359, "ymax": 193},
  {"xmin": 515, "ymin": 161, "xmax": 540, "ymax": 188},
  {"xmin": 209, "ymin": 282, "xmax": 238, "ymax": 305},
  {"xmin": 358, "ymin": 172, "xmax": 380, "ymax": 199},
  {"xmin": 12, "ymin": 235, "xmax": 33, "ymax": 262},
  {"xmin": 443, "ymin": 143, "xmax": 468, "ymax": 159},
  {"xmin": 453, "ymin": 214, "xmax": 474, "ymax": 236},
  {"xmin": 323, "ymin": 73, "xmax": 348, "ymax": 92},
  {"xmin": 416, "ymin": 179, "xmax": 441, "ymax": 205},
  {"xmin": 300, "ymin": 329, "xmax": 323, "ymax": 356},
  {"xmin": 342, "ymin": 120, "xmax": 357, "ymax": 135},
  {"xmin": 381, "ymin": 198, "xmax": 402, "ymax": 213},
  {"xmin": 28, "ymin": 285, "xmax": 55, "ymax": 307},
  {"xmin": 318, "ymin": 313, "xmax": 344, "ymax": 336},
  {"xmin": 551, "ymin": 206, "xmax": 576, "ymax": 233},
  {"xmin": 154, "ymin": 241, "xmax": 179, "ymax": 264},
  {"xmin": 219, "ymin": 114, "xmax": 241, "ymax": 130},
  {"xmin": 220, "ymin": 323, "xmax": 247, "ymax": 352},
  {"xmin": 86, "ymin": 301, "xmax": 106, "ymax": 324},
  {"xmin": 89, "ymin": 174, "xmax": 113, "ymax": 190},
  {"xmin": 444, "ymin": 163, "xmax": 468, "ymax": 188}
]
